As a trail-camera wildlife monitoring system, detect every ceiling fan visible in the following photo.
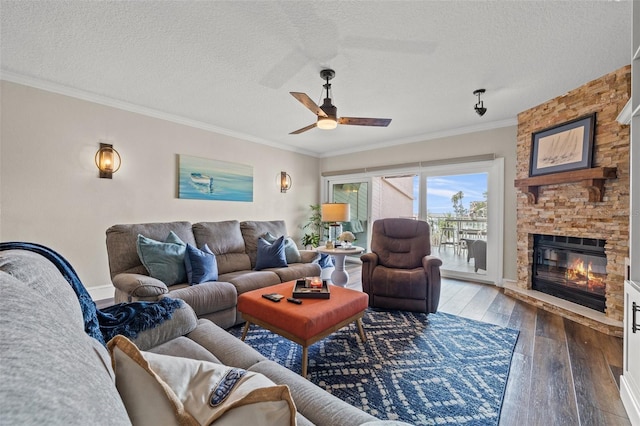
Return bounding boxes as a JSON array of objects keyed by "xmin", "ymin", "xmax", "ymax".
[{"xmin": 289, "ymin": 69, "xmax": 392, "ymax": 134}]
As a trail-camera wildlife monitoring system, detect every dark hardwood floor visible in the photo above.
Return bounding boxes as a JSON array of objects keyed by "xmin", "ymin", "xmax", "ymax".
[{"xmin": 344, "ymin": 262, "xmax": 630, "ymax": 426}]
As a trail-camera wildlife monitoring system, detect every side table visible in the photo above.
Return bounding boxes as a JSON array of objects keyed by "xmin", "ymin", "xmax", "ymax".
[{"xmin": 316, "ymin": 246, "xmax": 364, "ymax": 287}]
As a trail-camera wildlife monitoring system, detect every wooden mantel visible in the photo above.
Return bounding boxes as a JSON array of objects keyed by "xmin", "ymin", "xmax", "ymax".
[{"xmin": 515, "ymin": 167, "xmax": 617, "ymax": 203}]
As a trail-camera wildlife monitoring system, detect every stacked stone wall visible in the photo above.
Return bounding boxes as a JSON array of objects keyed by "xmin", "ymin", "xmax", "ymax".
[{"xmin": 515, "ymin": 65, "xmax": 630, "ymax": 322}]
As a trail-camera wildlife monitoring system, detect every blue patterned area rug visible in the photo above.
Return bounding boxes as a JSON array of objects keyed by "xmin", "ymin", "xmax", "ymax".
[{"xmin": 230, "ymin": 310, "xmax": 519, "ymax": 425}]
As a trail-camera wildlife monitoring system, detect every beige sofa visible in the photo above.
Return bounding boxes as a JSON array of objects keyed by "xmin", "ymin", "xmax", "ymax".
[
  {"xmin": 106, "ymin": 220, "xmax": 321, "ymax": 329},
  {"xmin": 0, "ymin": 246, "xmax": 396, "ymax": 425}
]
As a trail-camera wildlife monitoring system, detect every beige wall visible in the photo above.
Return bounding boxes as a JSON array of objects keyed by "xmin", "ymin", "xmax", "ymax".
[
  {"xmin": 320, "ymin": 126, "xmax": 518, "ymax": 281},
  {"xmin": 0, "ymin": 82, "xmax": 319, "ymax": 297},
  {"xmin": 0, "ymin": 80, "xmax": 518, "ymax": 294}
]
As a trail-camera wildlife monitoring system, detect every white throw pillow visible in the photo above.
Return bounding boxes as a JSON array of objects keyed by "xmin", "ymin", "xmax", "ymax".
[{"xmin": 107, "ymin": 335, "xmax": 296, "ymax": 426}]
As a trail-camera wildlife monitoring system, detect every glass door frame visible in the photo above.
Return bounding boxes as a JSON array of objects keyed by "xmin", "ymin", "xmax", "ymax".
[
  {"xmin": 419, "ymin": 158, "xmax": 504, "ymax": 284},
  {"xmin": 322, "ymin": 175, "xmax": 374, "ymax": 250}
]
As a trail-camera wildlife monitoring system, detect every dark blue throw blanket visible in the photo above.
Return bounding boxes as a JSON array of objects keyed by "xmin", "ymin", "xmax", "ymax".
[{"xmin": 0, "ymin": 242, "xmax": 182, "ymax": 346}]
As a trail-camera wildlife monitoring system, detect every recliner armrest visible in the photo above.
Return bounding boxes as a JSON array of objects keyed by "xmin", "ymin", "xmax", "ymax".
[
  {"xmin": 422, "ymin": 255, "xmax": 442, "ymax": 271},
  {"xmin": 361, "ymin": 252, "xmax": 378, "ymax": 265},
  {"xmin": 112, "ymin": 273, "xmax": 168, "ymax": 300},
  {"xmin": 422, "ymin": 255, "xmax": 443, "ymax": 282},
  {"xmin": 129, "ymin": 300, "xmax": 198, "ymax": 351},
  {"xmin": 422, "ymin": 255, "xmax": 443, "ymax": 313},
  {"xmin": 360, "ymin": 253, "xmax": 379, "ymax": 299}
]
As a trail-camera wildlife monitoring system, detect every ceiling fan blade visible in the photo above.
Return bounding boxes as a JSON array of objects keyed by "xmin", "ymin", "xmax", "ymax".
[
  {"xmin": 290, "ymin": 92, "xmax": 328, "ymax": 117},
  {"xmin": 289, "ymin": 123, "xmax": 317, "ymax": 135},
  {"xmin": 339, "ymin": 117, "xmax": 392, "ymax": 127}
]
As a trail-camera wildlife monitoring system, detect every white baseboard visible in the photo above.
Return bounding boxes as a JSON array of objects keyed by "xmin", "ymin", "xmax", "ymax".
[
  {"xmin": 621, "ymin": 375, "xmax": 640, "ymax": 426},
  {"xmin": 87, "ymin": 284, "xmax": 114, "ymax": 302},
  {"xmin": 500, "ymin": 278, "xmax": 516, "ymax": 288}
]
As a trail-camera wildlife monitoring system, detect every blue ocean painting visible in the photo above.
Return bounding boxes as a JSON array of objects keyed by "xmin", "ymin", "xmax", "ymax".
[{"xmin": 178, "ymin": 155, "xmax": 253, "ymax": 202}]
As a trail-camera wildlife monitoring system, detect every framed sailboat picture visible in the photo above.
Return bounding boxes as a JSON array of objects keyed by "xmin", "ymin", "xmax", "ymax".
[
  {"xmin": 529, "ymin": 113, "xmax": 595, "ymax": 177},
  {"xmin": 178, "ymin": 155, "xmax": 253, "ymax": 202}
]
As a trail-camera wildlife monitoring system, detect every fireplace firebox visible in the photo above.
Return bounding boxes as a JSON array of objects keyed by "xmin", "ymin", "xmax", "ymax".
[{"xmin": 532, "ymin": 234, "xmax": 606, "ymax": 312}]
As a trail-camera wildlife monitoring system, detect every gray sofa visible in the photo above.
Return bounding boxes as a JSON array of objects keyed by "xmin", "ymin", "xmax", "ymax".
[
  {"xmin": 0, "ymin": 247, "xmax": 390, "ymax": 425},
  {"xmin": 106, "ymin": 220, "xmax": 321, "ymax": 329}
]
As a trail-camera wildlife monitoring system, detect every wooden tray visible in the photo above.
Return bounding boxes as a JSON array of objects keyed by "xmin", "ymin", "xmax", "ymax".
[{"xmin": 293, "ymin": 280, "xmax": 330, "ymax": 299}]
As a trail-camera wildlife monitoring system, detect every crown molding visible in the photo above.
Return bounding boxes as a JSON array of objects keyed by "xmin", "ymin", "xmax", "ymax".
[
  {"xmin": 319, "ymin": 118, "xmax": 518, "ymax": 158},
  {"xmin": 2, "ymin": 70, "xmax": 517, "ymax": 160},
  {"xmin": 616, "ymin": 99, "xmax": 632, "ymax": 125},
  {"xmin": 0, "ymin": 70, "xmax": 319, "ymax": 157}
]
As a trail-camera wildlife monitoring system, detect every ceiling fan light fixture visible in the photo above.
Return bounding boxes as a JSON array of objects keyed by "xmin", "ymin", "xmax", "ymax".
[
  {"xmin": 317, "ymin": 116, "xmax": 338, "ymax": 130},
  {"xmin": 289, "ymin": 69, "xmax": 391, "ymax": 134}
]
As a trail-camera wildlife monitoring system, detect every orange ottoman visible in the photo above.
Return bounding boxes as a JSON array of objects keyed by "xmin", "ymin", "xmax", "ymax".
[{"xmin": 237, "ymin": 281, "xmax": 369, "ymax": 377}]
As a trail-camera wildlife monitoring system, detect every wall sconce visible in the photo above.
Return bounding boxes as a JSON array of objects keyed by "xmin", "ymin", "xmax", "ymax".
[
  {"xmin": 473, "ymin": 88, "xmax": 487, "ymax": 117},
  {"xmin": 95, "ymin": 143, "xmax": 121, "ymax": 179},
  {"xmin": 279, "ymin": 171, "xmax": 292, "ymax": 193}
]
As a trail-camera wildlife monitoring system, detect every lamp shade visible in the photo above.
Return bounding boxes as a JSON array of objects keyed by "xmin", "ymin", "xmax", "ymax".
[{"xmin": 321, "ymin": 203, "xmax": 350, "ymax": 223}]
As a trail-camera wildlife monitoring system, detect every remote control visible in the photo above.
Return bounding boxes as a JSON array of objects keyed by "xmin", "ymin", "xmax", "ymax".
[
  {"xmin": 262, "ymin": 293, "xmax": 282, "ymax": 302},
  {"xmin": 287, "ymin": 297, "xmax": 302, "ymax": 304}
]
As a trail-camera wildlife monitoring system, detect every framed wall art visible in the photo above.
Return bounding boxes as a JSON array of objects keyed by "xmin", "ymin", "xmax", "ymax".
[
  {"xmin": 529, "ymin": 113, "xmax": 596, "ymax": 177},
  {"xmin": 178, "ymin": 155, "xmax": 253, "ymax": 202}
]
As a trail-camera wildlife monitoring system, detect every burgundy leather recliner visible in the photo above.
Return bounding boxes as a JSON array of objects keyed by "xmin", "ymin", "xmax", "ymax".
[{"xmin": 361, "ymin": 218, "xmax": 442, "ymax": 313}]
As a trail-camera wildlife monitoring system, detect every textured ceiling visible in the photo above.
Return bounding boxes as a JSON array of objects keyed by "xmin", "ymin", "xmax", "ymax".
[{"xmin": 0, "ymin": 1, "xmax": 632, "ymax": 157}]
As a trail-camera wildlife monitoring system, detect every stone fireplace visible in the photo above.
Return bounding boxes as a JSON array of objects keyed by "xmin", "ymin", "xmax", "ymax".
[{"xmin": 506, "ymin": 65, "xmax": 630, "ymax": 337}]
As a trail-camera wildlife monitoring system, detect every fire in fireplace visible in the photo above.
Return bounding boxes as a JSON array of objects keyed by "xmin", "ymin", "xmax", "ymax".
[{"xmin": 532, "ymin": 234, "xmax": 606, "ymax": 312}]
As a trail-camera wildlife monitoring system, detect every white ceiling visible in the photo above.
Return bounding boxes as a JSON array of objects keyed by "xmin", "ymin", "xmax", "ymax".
[{"xmin": 0, "ymin": 1, "xmax": 632, "ymax": 157}]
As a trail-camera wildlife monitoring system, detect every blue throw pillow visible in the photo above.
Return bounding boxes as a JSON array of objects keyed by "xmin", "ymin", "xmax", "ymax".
[
  {"xmin": 136, "ymin": 231, "xmax": 187, "ymax": 285},
  {"xmin": 262, "ymin": 232, "xmax": 302, "ymax": 264},
  {"xmin": 318, "ymin": 253, "xmax": 334, "ymax": 269},
  {"xmin": 184, "ymin": 244, "xmax": 218, "ymax": 285},
  {"xmin": 255, "ymin": 236, "xmax": 288, "ymax": 270}
]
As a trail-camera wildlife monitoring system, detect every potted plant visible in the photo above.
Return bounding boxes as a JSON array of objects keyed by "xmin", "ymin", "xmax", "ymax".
[{"xmin": 301, "ymin": 204, "xmax": 327, "ymax": 249}]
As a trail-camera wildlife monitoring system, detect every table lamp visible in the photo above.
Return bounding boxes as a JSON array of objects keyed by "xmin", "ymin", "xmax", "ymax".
[{"xmin": 321, "ymin": 203, "xmax": 350, "ymax": 246}]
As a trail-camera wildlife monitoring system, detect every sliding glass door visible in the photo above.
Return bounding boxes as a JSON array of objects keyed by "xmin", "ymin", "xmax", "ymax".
[
  {"xmin": 420, "ymin": 159, "xmax": 503, "ymax": 283},
  {"xmin": 323, "ymin": 158, "xmax": 504, "ymax": 284}
]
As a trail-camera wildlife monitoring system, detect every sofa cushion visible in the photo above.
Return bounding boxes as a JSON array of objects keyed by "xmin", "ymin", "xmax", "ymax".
[
  {"xmin": 193, "ymin": 221, "xmax": 252, "ymax": 274},
  {"xmin": 136, "ymin": 231, "xmax": 187, "ymax": 285},
  {"xmin": 269, "ymin": 263, "xmax": 322, "ymax": 283},
  {"xmin": 108, "ymin": 335, "xmax": 296, "ymax": 426},
  {"xmin": 187, "ymin": 319, "xmax": 267, "ymax": 370},
  {"xmin": 184, "ymin": 244, "xmax": 218, "ymax": 284},
  {"xmin": 106, "ymin": 221, "xmax": 196, "ymax": 278},
  {"xmin": 148, "ymin": 335, "xmax": 222, "ymax": 363},
  {"xmin": 0, "ymin": 272, "xmax": 131, "ymax": 425},
  {"xmin": 240, "ymin": 220, "xmax": 289, "ymax": 268},
  {"xmin": 263, "ymin": 232, "xmax": 302, "ymax": 264},
  {"xmin": 219, "ymin": 270, "xmax": 282, "ymax": 295},
  {"xmin": 255, "ymin": 236, "xmax": 288, "ymax": 270},
  {"xmin": 167, "ymin": 281, "xmax": 237, "ymax": 316}
]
